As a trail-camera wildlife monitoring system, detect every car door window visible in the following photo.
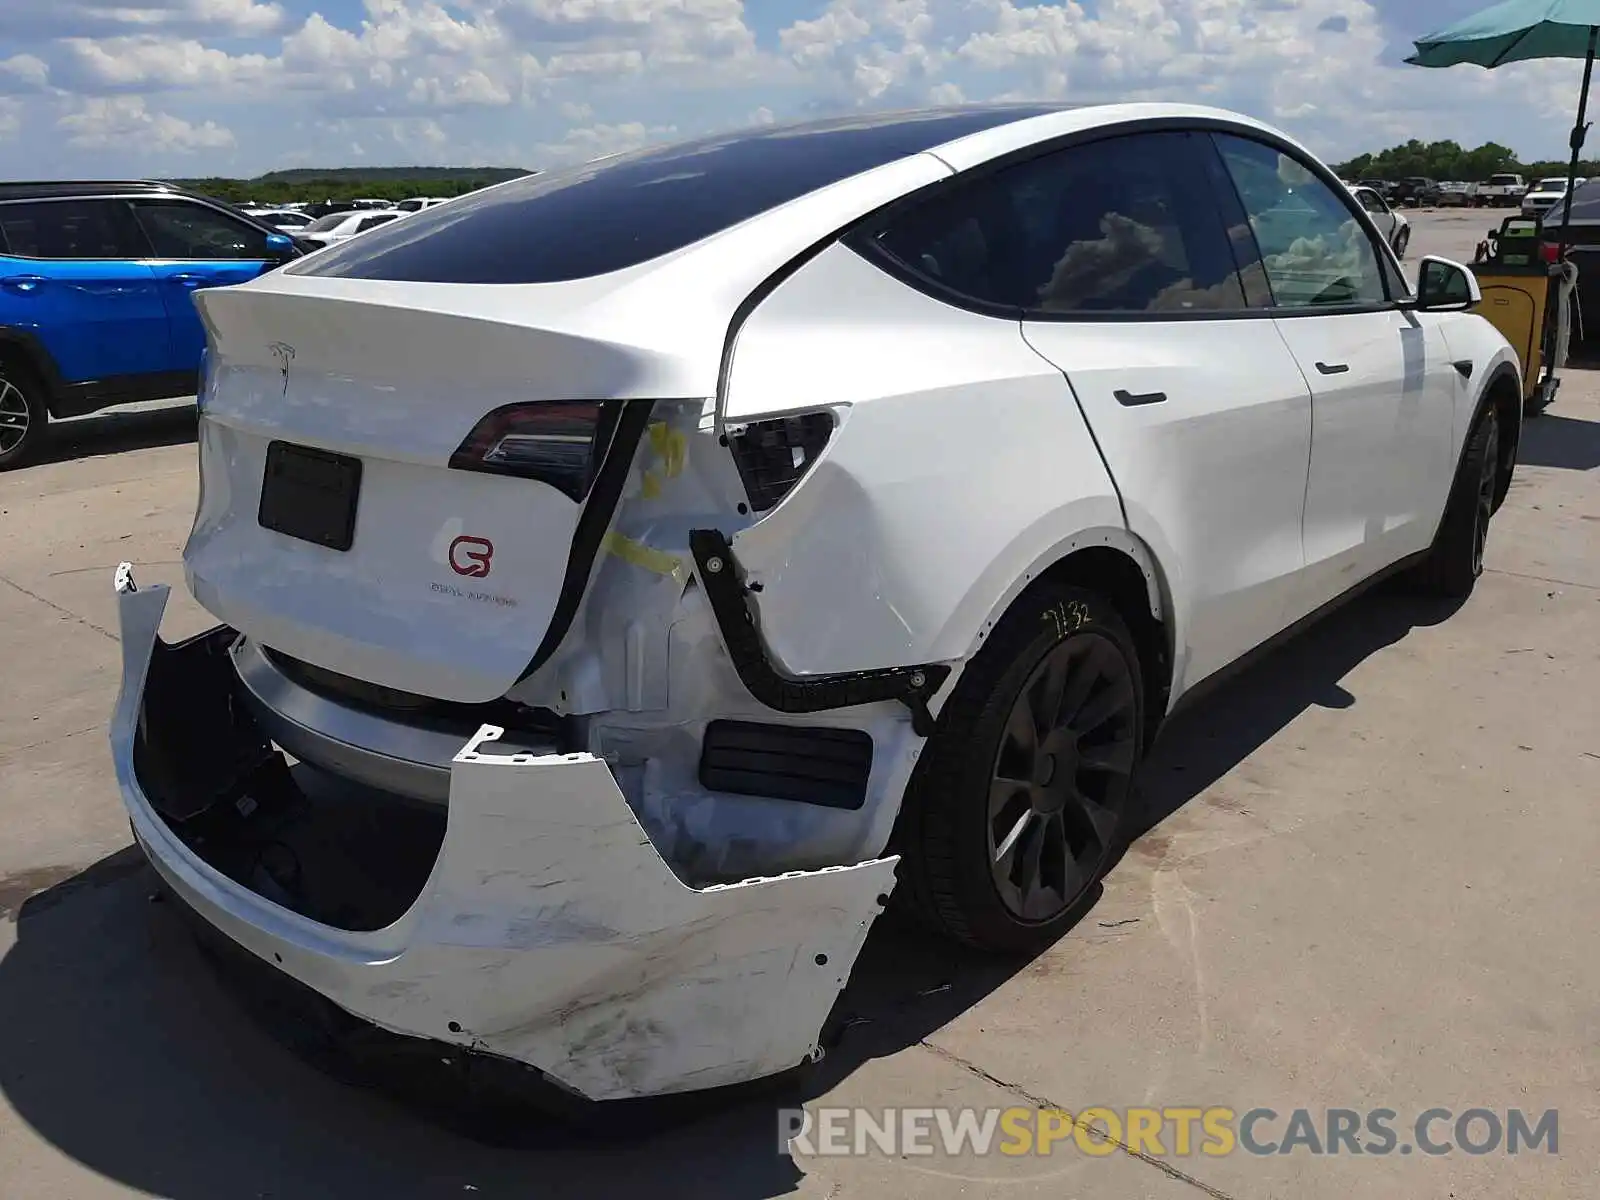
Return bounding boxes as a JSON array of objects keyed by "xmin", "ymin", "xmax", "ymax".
[
  {"xmin": 867, "ymin": 131, "xmax": 1249, "ymax": 315},
  {"xmin": 1212, "ymin": 134, "xmax": 1388, "ymax": 309},
  {"xmin": 0, "ymin": 199, "xmax": 147, "ymax": 259},
  {"xmin": 358, "ymin": 214, "xmax": 400, "ymax": 232},
  {"xmin": 131, "ymin": 200, "xmax": 271, "ymax": 260},
  {"xmin": 1355, "ymin": 189, "xmax": 1388, "ymax": 215}
]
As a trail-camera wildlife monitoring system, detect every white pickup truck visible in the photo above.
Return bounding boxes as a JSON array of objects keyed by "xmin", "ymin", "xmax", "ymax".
[{"xmin": 1478, "ymin": 173, "xmax": 1527, "ymax": 207}]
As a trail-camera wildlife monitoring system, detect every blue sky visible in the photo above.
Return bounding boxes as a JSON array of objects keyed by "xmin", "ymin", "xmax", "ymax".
[{"xmin": 0, "ymin": 1, "xmax": 1590, "ymax": 179}]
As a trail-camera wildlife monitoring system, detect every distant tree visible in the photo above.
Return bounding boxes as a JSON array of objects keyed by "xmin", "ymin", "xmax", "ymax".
[
  {"xmin": 162, "ymin": 167, "xmax": 531, "ymax": 207},
  {"xmin": 1335, "ymin": 139, "xmax": 1594, "ymax": 182}
]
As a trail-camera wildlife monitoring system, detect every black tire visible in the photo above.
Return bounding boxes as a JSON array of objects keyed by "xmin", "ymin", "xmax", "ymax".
[
  {"xmin": 1413, "ymin": 404, "xmax": 1500, "ymax": 598},
  {"xmin": 0, "ymin": 358, "xmax": 48, "ymax": 470},
  {"xmin": 1394, "ymin": 227, "xmax": 1410, "ymax": 259},
  {"xmin": 893, "ymin": 583, "xmax": 1145, "ymax": 954}
]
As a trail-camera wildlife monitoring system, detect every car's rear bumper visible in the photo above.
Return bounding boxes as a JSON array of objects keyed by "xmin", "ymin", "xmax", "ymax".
[{"xmin": 110, "ymin": 563, "xmax": 898, "ymax": 1103}]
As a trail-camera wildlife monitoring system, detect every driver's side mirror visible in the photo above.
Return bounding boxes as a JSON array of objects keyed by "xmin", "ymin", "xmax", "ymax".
[{"xmin": 1412, "ymin": 255, "xmax": 1481, "ymax": 312}]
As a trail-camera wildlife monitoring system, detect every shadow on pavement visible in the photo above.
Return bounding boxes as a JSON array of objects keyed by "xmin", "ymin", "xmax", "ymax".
[
  {"xmin": 33, "ymin": 403, "xmax": 196, "ymax": 467},
  {"xmin": 0, "ymin": 845, "xmax": 1035, "ymax": 1200},
  {"xmin": 1517, "ymin": 409, "xmax": 1600, "ymax": 471},
  {"xmin": 0, "ymin": 584, "xmax": 1463, "ymax": 1199},
  {"xmin": 1130, "ymin": 584, "xmax": 1465, "ymax": 842}
]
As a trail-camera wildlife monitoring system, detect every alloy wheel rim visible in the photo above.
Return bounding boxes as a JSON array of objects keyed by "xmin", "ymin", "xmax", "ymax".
[
  {"xmin": 1472, "ymin": 416, "xmax": 1499, "ymax": 577},
  {"xmin": 988, "ymin": 632, "xmax": 1139, "ymax": 924},
  {"xmin": 0, "ymin": 379, "xmax": 29, "ymax": 456}
]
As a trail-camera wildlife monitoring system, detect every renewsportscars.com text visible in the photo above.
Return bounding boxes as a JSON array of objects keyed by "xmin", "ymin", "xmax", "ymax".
[{"xmin": 781, "ymin": 1105, "xmax": 1559, "ymax": 1159}]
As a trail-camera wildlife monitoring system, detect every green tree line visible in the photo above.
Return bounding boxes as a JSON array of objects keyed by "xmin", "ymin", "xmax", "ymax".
[
  {"xmin": 164, "ymin": 167, "xmax": 529, "ymax": 207},
  {"xmin": 1337, "ymin": 139, "xmax": 1600, "ymax": 181}
]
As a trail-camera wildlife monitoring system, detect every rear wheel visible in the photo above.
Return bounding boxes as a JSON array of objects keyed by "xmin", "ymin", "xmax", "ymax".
[
  {"xmin": 0, "ymin": 359, "xmax": 47, "ymax": 470},
  {"xmin": 1413, "ymin": 405, "xmax": 1500, "ymax": 598},
  {"xmin": 895, "ymin": 583, "xmax": 1144, "ymax": 954}
]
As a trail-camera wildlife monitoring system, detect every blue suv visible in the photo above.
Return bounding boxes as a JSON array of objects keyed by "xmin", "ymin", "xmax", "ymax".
[{"xmin": 0, "ymin": 181, "xmax": 302, "ymax": 468}]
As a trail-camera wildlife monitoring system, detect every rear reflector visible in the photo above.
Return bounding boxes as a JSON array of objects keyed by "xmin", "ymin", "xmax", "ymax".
[
  {"xmin": 726, "ymin": 412, "xmax": 834, "ymax": 512},
  {"xmin": 449, "ymin": 401, "xmax": 620, "ymax": 501},
  {"xmin": 698, "ymin": 719, "xmax": 874, "ymax": 810}
]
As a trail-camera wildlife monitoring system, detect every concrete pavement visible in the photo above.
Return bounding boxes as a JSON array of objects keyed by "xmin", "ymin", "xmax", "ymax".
[{"xmin": 1, "ymin": 213, "xmax": 1597, "ymax": 1198}]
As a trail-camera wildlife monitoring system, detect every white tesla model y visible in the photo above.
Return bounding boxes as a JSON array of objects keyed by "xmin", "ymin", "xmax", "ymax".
[{"xmin": 110, "ymin": 103, "xmax": 1521, "ymax": 1104}]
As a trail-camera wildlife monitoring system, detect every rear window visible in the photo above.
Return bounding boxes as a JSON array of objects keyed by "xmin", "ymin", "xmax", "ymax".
[
  {"xmin": 0, "ymin": 198, "xmax": 148, "ymax": 259},
  {"xmin": 291, "ymin": 105, "xmax": 1066, "ymax": 284}
]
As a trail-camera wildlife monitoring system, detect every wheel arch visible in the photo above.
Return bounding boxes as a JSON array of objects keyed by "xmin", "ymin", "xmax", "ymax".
[
  {"xmin": 0, "ymin": 328, "xmax": 65, "ymax": 404},
  {"xmin": 948, "ymin": 527, "xmax": 1179, "ymax": 749},
  {"xmin": 1479, "ymin": 359, "xmax": 1523, "ymax": 509}
]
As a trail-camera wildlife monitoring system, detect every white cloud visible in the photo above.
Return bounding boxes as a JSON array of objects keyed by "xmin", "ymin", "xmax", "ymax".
[
  {"xmin": 57, "ymin": 95, "xmax": 234, "ymax": 152},
  {"xmin": 3, "ymin": 0, "xmax": 285, "ymax": 39},
  {"xmin": 0, "ymin": 54, "xmax": 50, "ymax": 92},
  {"xmin": 534, "ymin": 118, "xmax": 677, "ymax": 163},
  {"xmin": 0, "ymin": 0, "xmax": 1590, "ymax": 177},
  {"xmin": 0, "ymin": 98, "xmax": 21, "ymax": 140},
  {"xmin": 56, "ymin": 36, "xmax": 274, "ymax": 92}
]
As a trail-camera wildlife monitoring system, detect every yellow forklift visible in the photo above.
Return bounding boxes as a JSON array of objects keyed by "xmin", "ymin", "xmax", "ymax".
[{"xmin": 1471, "ymin": 214, "xmax": 1578, "ymax": 416}]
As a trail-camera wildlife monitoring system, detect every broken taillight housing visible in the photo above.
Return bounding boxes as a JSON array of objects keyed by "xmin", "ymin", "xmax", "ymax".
[
  {"xmin": 726, "ymin": 411, "xmax": 835, "ymax": 512},
  {"xmin": 449, "ymin": 401, "xmax": 621, "ymax": 501}
]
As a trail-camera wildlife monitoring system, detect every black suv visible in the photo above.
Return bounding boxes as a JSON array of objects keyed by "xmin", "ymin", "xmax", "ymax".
[
  {"xmin": 1393, "ymin": 177, "xmax": 1443, "ymax": 207},
  {"xmin": 0, "ymin": 180, "xmax": 305, "ymax": 467}
]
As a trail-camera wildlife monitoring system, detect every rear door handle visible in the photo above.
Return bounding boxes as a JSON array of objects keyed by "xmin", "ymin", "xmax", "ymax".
[
  {"xmin": 1314, "ymin": 361, "xmax": 1350, "ymax": 375},
  {"xmin": 0, "ymin": 274, "xmax": 47, "ymax": 293},
  {"xmin": 1113, "ymin": 388, "xmax": 1167, "ymax": 407}
]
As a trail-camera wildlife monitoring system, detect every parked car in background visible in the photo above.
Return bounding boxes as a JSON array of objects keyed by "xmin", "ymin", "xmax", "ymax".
[
  {"xmin": 0, "ymin": 180, "xmax": 301, "ymax": 467},
  {"xmin": 1523, "ymin": 176, "xmax": 1585, "ymax": 220},
  {"xmin": 245, "ymin": 208, "xmax": 315, "ymax": 231},
  {"xmin": 1356, "ymin": 178, "xmax": 1397, "ymax": 201},
  {"xmin": 1394, "ymin": 177, "xmax": 1443, "ymax": 207},
  {"xmin": 1350, "ymin": 185, "xmax": 1412, "ymax": 256},
  {"xmin": 1436, "ymin": 181, "xmax": 1477, "ymax": 208},
  {"xmin": 295, "ymin": 208, "xmax": 408, "ymax": 249},
  {"xmin": 1478, "ymin": 173, "xmax": 1527, "ymax": 207},
  {"xmin": 396, "ymin": 196, "xmax": 451, "ymax": 213},
  {"xmin": 1550, "ymin": 177, "xmax": 1600, "ymax": 327}
]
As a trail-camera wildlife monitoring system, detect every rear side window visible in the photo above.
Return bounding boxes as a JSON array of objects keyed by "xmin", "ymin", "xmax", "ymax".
[
  {"xmin": 131, "ymin": 199, "xmax": 272, "ymax": 260},
  {"xmin": 0, "ymin": 199, "xmax": 147, "ymax": 260},
  {"xmin": 865, "ymin": 131, "xmax": 1249, "ymax": 315},
  {"xmin": 292, "ymin": 105, "xmax": 1066, "ymax": 284}
]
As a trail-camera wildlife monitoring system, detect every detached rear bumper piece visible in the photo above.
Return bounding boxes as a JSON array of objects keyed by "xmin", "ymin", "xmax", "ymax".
[{"xmin": 109, "ymin": 563, "xmax": 897, "ymax": 1104}]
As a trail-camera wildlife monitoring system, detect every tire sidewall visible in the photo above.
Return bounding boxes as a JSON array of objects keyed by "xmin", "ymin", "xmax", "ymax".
[
  {"xmin": 0, "ymin": 361, "xmax": 46, "ymax": 469},
  {"xmin": 1417, "ymin": 401, "xmax": 1500, "ymax": 597},
  {"xmin": 920, "ymin": 584, "xmax": 1145, "ymax": 951}
]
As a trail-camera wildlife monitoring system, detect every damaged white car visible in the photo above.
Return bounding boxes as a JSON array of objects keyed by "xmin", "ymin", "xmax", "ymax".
[{"xmin": 112, "ymin": 102, "xmax": 1522, "ymax": 1106}]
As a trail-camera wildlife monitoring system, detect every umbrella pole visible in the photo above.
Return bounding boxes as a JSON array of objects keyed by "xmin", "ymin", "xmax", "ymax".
[{"xmin": 1557, "ymin": 25, "xmax": 1598, "ymax": 262}]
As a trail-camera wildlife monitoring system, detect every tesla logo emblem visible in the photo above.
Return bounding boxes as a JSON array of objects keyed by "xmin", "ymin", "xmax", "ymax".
[
  {"xmin": 449, "ymin": 535, "xmax": 494, "ymax": 578},
  {"xmin": 268, "ymin": 341, "xmax": 295, "ymax": 397}
]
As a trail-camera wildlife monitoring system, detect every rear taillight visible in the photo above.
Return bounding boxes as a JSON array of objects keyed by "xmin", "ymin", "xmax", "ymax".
[
  {"xmin": 725, "ymin": 411, "xmax": 835, "ymax": 512},
  {"xmin": 449, "ymin": 401, "xmax": 620, "ymax": 501}
]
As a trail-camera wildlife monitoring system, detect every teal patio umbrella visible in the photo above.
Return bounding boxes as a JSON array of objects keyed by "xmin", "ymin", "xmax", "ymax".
[{"xmin": 1409, "ymin": 0, "xmax": 1600, "ymax": 254}]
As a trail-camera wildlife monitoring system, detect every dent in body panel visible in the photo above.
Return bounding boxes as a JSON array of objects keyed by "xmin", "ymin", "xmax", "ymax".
[
  {"xmin": 722, "ymin": 240, "xmax": 1128, "ymax": 678},
  {"xmin": 512, "ymin": 398, "xmax": 925, "ymax": 882}
]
